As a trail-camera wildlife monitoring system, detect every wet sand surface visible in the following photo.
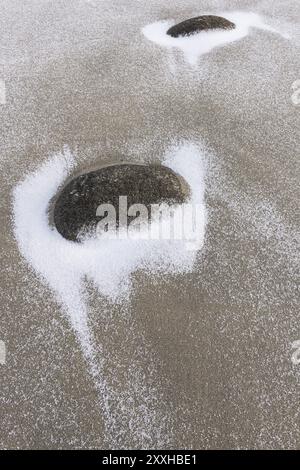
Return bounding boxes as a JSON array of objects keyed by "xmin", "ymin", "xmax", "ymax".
[{"xmin": 0, "ymin": 0, "xmax": 299, "ymax": 449}]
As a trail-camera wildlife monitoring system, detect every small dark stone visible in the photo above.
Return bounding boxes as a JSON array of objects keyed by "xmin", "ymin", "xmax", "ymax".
[
  {"xmin": 53, "ymin": 163, "xmax": 190, "ymax": 242},
  {"xmin": 167, "ymin": 15, "xmax": 235, "ymax": 38}
]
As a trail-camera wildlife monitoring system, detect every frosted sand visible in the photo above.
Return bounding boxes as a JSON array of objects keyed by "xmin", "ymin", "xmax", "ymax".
[
  {"xmin": 12, "ymin": 142, "xmax": 207, "ymax": 447},
  {"xmin": 0, "ymin": 0, "xmax": 299, "ymax": 450}
]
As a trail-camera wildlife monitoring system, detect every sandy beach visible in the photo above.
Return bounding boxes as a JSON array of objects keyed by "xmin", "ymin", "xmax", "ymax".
[{"xmin": 0, "ymin": 0, "xmax": 299, "ymax": 449}]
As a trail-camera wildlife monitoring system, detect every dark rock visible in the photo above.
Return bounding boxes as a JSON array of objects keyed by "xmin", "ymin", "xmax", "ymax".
[
  {"xmin": 167, "ymin": 15, "xmax": 235, "ymax": 38},
  {"xmin": 53, "ymin": 163, "xmax": 190, "ymax": 242}
]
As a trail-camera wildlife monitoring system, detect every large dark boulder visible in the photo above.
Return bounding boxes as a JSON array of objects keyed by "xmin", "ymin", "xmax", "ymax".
[
  {"xmin": 53, "ymin": 163, "xmax": 190, "ymax": 241},
  {"xmin": 167, "ymin": 15, "xmax": 235, "ymax": 38}
]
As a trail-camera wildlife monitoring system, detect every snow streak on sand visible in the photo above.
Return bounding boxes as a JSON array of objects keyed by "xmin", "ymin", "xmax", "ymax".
[
  {"xmin": 12, "ymin": 142, "xmax": 207, "ymax": 447},
  {"xmin": 142, "ymin": 11, "xmax": 289, "ymax": 66}
]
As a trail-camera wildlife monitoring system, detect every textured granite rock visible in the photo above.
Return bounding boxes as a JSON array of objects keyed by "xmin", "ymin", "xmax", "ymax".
[
  {"xmin": 53, "ymin": 163, "xmax": 190, "ymax": 241},
  {"xmin": 167, "ymin": 15, "xmax": 235, "ymax": 38}
]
